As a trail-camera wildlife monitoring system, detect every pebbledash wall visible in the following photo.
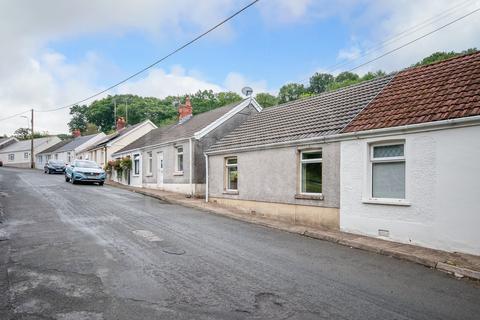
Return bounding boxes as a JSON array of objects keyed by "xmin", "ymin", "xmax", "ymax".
[
  {"xmin": 340, "ymin": 124, "xmax": 480, "ymax": 255},
  {"xmin": 208, "ymin": 142, "xmax": 341, "ymax": 229}
]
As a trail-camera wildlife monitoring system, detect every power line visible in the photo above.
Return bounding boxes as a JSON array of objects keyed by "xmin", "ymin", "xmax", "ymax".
[
  {"xmin": 347, "ymin": 6, "xmax": 480, "ymax": 73},
  {"xmin": 0, "ymin": 109, "xmax": 31, "ymax": 122},
  {"xmin": 36, "ymin": 0, "xmax": 260, "ymax": 113}
]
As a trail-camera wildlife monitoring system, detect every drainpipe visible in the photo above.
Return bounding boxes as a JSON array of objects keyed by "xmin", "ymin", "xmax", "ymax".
[
  {"xmin": 189, "ymin": 138, "xmax": 194, "ymax": 196},
  {"xmin": 204, "ymin": 153, "xmax": 209, "ymax": 203}
]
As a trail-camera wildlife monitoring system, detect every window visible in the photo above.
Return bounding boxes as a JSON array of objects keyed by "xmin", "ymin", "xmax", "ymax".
[
  {"xmin": 67, "ymin": 152, "xmax": 71, "ymax": 163},
  {"xmin": 370, "ymin": 143, "xmax": 405, "ymax": 199},
  {"xmin": 147, "ymin": 152, "xmax": 153, "ymax": 175},
  {"xmin": 8, "ymin": 154, "xmax": 14, "ymax": 161},
  {"xmin": 133, "ymin": 154, "xmax": 140, "ymax": 175},
  {"xmin": 175, "ymin": 146, "xmax": 184, "ymax": 172},
  {"xmin": 24, "ymin": 152, "xmax": 29, "ymax": 159},
  {"xmin": 38, "ymin": 155, "xmax": 43, "ymax": 163},
  {"xmin": 225, "ymin": 157, "xmax": 238, "ymax": 191},
  {"xmin": 101, "ymin": 150, "xmax": 104, "ymax": 164},
  {"xmin": 300, "ymin": 150, "xmax": 322, "ymax": 194},
  {"xmin": 54, "ymin": 153, "xmax": 58, "ymax": 160}
]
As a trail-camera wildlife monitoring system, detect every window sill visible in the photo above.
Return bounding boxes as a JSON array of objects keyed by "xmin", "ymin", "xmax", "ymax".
[
  {"xmin": 362, "ymin": 198, "xmax": 411, "ymax": 206},
  {"xmin": 145, "ymin": 173, "xmax": 153, "ymax": 177},
  {"xmin": 173, "ymin": 171, "xmax": 184, "ymax": 176},
  {"xmin": 295, "ymin": 193, "xmax": 324, "ymax": 201},
  {"xmin": 223, "ymin": 190, "xmax": 239, "ymax": 195},
  {"xmin": 132, "ymin": 174, "xmax": 140, "ymax": 177}
]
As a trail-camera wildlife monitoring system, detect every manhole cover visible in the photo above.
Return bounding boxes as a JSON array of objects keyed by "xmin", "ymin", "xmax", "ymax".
[{"xmin": 162, "ymin": 247, "xmax": 185, "ymax": 255}]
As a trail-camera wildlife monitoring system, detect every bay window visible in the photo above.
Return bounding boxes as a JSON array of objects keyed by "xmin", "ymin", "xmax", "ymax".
[
  {"xmin": 300, "ymin": 150, "xmax": 322, "ymax": 194},
  {"xmin": 370, "ymin": 143, "xmax": 405, "ymax": 199}
]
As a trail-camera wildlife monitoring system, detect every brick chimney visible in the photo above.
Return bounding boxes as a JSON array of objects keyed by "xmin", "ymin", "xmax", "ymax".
[
  {"xmin": 178, "ymin": 96, "xmax": 193, "ymax": 123},
  {"xmin": 73, "ymin": 129, "xmax": 81, "ymax": 138},
  {"xmin": 116, "ymin": 117, "xmax": 126, "ymax": 131}
]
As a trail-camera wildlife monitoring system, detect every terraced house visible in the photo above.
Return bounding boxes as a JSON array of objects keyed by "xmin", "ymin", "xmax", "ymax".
[
  {"xmin": 111, "ymin": 96, "xmax": 262, "ymax": 195},
  {"xmin": 205, "ymin": 76, "xmax": 394, "ymax": 230}
]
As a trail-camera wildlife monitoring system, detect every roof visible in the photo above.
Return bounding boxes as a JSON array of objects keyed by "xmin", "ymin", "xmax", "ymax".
[
  {"xmin": 85, "ymin": 121, "xmax": 149, "ymax": 151},
  {"xmin": 54, "ymin": 134, "xmax": 99, "ymax": 153},
  {"xmin": 343, "ymin": 51, "xmax": 480, "ymax": 133},
  {"xmin": 37, "ymin": 139, "xmax": 72, "ymax": 155},
  {"xmin": 208, "ymin": 75, "xmax": 394, "ymax": 153},
  {"xmin": 0, "ymin": 137, "xmax": 56, "ymax": 153},
  {"xmin": 0, "ymin": 137, "xmax": 17, "ymax": 149},
  {"xmin": 115, "ymin": 99, "xmax": 252, "ymax": 154}
]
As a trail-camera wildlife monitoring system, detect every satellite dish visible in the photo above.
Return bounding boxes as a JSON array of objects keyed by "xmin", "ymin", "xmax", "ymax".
[{"xmin": 241, "ymin": 86, "xmax": 253, "ymax": 97}]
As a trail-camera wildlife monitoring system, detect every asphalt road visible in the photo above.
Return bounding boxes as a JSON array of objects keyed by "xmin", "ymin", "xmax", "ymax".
[{"xmin": 0, "ymin": 167, "xmax": 479, "ymax": 320}]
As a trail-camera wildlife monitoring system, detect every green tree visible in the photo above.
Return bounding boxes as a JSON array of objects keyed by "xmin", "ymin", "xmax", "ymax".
[
  {"xmin": 335, "ymin": 71, "xmax": 359, "ymax": 83},
  {"xmin": 308, "ymin": 73, "xmax": 334, "ymax": 94},
  {"xmin": 255, "ymin": 93, "xmax": 278, "ymax": 108},
  {"xmin": 13, "ymin": 128, "xmax": 31, "ymax": 140},
  {"xmin": 278, "ymin": 83, "xmax": 306, "ymax": 103},
  {"xmin": 68, "ymin": 104, "xmax": 88, "ymax": 133},
  {"xmin": 413, "ymin": 48, "xmax": 477, "ymax": 66}
]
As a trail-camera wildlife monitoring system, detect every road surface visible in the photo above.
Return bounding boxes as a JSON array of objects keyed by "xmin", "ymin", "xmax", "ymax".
[{"xmin": 0, "ymin": 167, "xmax": 479, "ymax": 319}]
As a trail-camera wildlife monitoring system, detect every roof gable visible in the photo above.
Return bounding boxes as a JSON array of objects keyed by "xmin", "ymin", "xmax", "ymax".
[
  {"xmin": 343, "ymin": 52, "xmax": 480, "ymax": 133},
  {"xmin": 208, "ymin": 75, "xmax": 394, "ymax": 153}
]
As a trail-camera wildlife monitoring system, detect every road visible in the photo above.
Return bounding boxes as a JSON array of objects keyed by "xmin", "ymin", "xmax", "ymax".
[{"xmin": 0, "ymin": 167, "xmax": 479, "ymax": 319}]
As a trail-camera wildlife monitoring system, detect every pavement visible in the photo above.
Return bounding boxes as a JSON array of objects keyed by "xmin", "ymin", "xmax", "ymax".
[
  {"xmin": 107, "ymin": 180, "xmax": 480, "ymax": 281},
  {"xmin": 0, "ymin": 167, "xmax": 479, "ymax": 320}
]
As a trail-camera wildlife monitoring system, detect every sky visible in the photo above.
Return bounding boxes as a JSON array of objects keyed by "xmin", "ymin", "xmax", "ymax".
[{"xmin": 0, "ymin": 0, "xmax": 479, "ymax": 135}]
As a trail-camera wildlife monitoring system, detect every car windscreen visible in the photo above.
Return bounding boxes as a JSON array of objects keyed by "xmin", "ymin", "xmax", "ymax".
[
  {"xmin": 74, "ymin": 161, "xmax": 99, "ymax": 168},
  {"xmin": 50, "ymin": 160, "xmax": 64, "ymax": 165}
]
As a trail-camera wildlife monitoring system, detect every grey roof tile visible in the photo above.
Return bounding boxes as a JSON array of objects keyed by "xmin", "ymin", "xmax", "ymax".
[{"xmin": 208, "ymin": 75, "xmax": 394, "ymax": 152}]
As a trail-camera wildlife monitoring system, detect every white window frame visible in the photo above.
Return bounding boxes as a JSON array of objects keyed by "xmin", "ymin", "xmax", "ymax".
[
  {"xmin": 147, "ymin": 151, "xmax": 153, "ymax": 175},
  {"xmin": 364, "ymin": 141, "xmax": 409, "ymax": 206},
  {"xmin": 299, "ymin": 150, "xmax": 323, "ymax": 195},
  {"xmin": 174, "ymin": 146, "xmax": 184, "ymax": 174},
  {"xmin": 133, "ymin": 153, "xmax": 140, "ymax": 176},
  {"xmin": 225, "ymin": 157, "xmax": 238, "ymax": 192},
  {"xmin": 8, "ymin": 154, "xmax": 14, "ymax": 161}
]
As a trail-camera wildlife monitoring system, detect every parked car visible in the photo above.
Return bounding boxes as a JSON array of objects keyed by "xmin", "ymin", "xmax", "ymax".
[
  {"xmin": 65, "ymin": 160, "xmax": 106, "ymax": 185},
  {"xmin": 44, "ymin": 159, "xmax": 66, "ymax": 174},
  {"xmin": 0, "ymin": 160, "xmax": 3, "ymax": 166}
]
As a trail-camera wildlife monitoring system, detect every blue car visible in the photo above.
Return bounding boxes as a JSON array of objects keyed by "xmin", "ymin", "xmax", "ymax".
[{"xmin": 65, "ymin": 160, "xmax": 106, "ymax": 185}]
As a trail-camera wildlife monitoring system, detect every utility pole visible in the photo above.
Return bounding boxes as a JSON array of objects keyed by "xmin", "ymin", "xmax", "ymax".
[
  {"xmin": 30, "ymin": 108, "xmax": 34, "ymax": 169},
  {"xmin": 125, "ymin": 97, "xmax": 129, "ymax": 124},
  {"xmin": 113, "ymin": 97, "xmax": 117, "ymax": 129}
]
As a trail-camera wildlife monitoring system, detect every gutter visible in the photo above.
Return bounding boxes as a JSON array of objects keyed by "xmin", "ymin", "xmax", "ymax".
[{"xmin": 206, "ymin": 115, "xmax": 480, "ymax": 155}]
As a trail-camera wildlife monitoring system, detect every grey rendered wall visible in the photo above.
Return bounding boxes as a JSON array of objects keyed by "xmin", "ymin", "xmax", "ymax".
[
  {"xmin": 208, "ymin": 142, "xmax": 341, "ymax": 208},
  {"xmin": 142, "ymin": 139, "xmax": 191, "ymax": 185},
  {"xmin": 193, "ymin": 104, "xmax": 259, "ymax": 184}
]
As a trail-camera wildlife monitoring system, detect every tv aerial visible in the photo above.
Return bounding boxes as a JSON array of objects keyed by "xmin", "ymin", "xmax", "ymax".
[{"xmin": 241, "ymin": 86, "xmax": 253, "ymax": 97}]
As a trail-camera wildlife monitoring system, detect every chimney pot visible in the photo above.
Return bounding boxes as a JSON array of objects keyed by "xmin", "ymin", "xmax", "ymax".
[
  {"xmin": 117, "ymin": 117, "xmax": 126, "ymax": 131},
  {"xmin": 73, "ymin": 129, "xmax": 81, "ymax": 138}
]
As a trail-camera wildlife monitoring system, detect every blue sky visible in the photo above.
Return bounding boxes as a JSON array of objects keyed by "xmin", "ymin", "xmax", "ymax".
[{"xmin": 1, "ymin": 0, "xmax": 479, "ymax": 134}]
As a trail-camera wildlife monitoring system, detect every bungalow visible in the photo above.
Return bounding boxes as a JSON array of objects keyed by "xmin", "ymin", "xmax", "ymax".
[
  {"xmin": 0, "ymin": 136, "xmax": 61, "ymax": 168},
  {"xmin": 77, "ymin": 118, "xmax": 157, "ymax": 167},
  {"xmin": 339, "ymin": 52, "xmax": 480, "ymax": 255},
  {"xmin": 36, "ymin": 132, "xmax": 105, "ymax": 167},
  {"xmin": 111, "ymin": 96, "xmax": 262, "ymax": 195},
  {"xmin": 205, "ymin": 76, "xmax": 394, "ymax": 229}
]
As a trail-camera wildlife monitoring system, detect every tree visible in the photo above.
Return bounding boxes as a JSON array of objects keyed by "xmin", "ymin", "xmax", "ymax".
[
  {"xmin": 13, "ymin": 128, "xmax": 31, "ymax": 140},
  {"xmin": 278, "ymin": 83, "xmax": 306, "ymax": 103},
  {"xmin": 68, "ymin": 105, "xmax": 88, "ymax": 133},
  {"xmin": 308, "ymin": 73, "xmax": 334, "ymax": 94},
  {"xmin": 57, "ymin": 134, "xmax": 73, "ymax": 140},
  {"xmin": 255, "ymin": 93, "xmax": 278, "ymax": 108},
  {"xmin": 413, "ymin": 48, "xmax": 477, "ymax": 66},
  {"xmin": 335, "ymin": 71, "xmax": 359, "ymax": 83}
]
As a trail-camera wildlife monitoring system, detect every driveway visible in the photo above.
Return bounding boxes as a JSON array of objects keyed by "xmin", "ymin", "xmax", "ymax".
[{"xmin": 0, "ymin": 167, "xmax": 479, "ymax": 319}]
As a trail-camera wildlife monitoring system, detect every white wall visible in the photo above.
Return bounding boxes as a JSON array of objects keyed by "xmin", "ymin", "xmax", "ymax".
[{"xmin": 340, "ymin": 125, "xmax": 480, "ymax": 255}]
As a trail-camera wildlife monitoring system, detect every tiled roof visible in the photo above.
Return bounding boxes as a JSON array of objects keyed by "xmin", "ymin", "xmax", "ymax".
[
  {"xmin": 85, "ymin": 121, "xmax": 147, "ymax": 151},
  {"xmin": 0, "ymin": 137, "xmax": 56, "ymax": 153},
  {"xmin": 343, "ymin": 52, "xmax": 480, "ymax": 132},
  {"xmin": 114, "ymin": 100, "xmax": 248, "ymax": 154},
  {"xmin": 208, "ymin": 75, "xmax": 394, "ymax": 152},
  {"xmin": 37, "ymin": 139, "xmax": 72, "ymax": 155},
  {"xmin": 53, "ymin": 133, "xmax": 99, "ymax": 153}
]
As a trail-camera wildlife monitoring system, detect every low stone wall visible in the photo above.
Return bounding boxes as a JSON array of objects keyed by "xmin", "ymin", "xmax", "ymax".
[{"xmin": 209, "ymin": 197, "xmax": 339, "ymax": 230}]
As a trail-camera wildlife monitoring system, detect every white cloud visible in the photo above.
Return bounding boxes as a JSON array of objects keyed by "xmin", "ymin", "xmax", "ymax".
[{"xmin": 224, "ymin": 72, "xmax": 270, "ymax": 95}]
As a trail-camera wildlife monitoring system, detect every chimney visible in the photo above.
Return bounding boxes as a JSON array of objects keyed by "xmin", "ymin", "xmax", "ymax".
[
  {"xmin": 116, "ymin": 117, "xmax": 126, "ymax": 131},
  {"xmin": 73, "ymin": 129, "xmax": 81, "ymax": 138},
  {"xmin": 178, "ymin": 96, "xmax": 193, "ymax": 123}
]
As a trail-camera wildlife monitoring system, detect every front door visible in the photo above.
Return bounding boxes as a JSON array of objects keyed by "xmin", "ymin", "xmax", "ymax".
[{"xmin": 157, "ymin": 152, "xmax": 164, "ymax": 188}]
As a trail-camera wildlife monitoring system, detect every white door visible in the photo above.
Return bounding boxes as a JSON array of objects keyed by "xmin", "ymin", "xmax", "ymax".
[{"xmin": 157, "ymin": 152, "xmax": 164, "ymax": 188}]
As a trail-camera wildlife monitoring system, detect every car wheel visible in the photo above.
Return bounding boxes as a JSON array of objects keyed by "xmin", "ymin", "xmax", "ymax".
[
  {"xmin": 99, "ymin": 181, "xmax": 104, "ymax": 186},
  {"xmin": 71, "ymin": 175, "xmax": 76, "ymax": 184},
  {"xmin": 65, "ymin": 175, "xmax": 70, "ymax": 182},
  {"xmin": 48, "ymin": 169, "xmax": 51, "ymax": 174}
]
